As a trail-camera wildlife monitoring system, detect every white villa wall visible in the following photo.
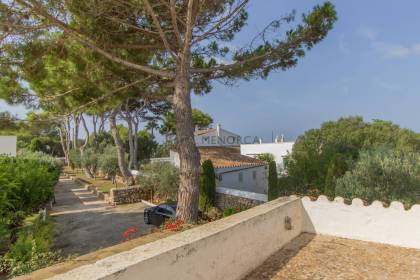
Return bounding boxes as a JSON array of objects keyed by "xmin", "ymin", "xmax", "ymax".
[
  {"xmin": 217, "ymin": 165, "xmax": 268, "ymax": 194},
  {"xmin": 0, "ymin": 136, "xmax": 17, "ymax": 156},
  {"xmin": 240, "ymin": 142, "xmax": 294, "ymax": 171},
  {"xmin": 302, "ymin": 195, "xmax": 420, "ymax": 249},
  {"xmin": 168, "ymin": 151, "xmax": 268, "ymax": 194},
  {"xmin": 48, "ymin": 197, "xmax": 303, "ymax": 280}
]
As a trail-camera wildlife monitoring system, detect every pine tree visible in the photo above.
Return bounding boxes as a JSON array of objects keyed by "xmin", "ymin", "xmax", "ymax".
[{"xmin": 2, "ymin": 1, "xmax": 337, "ymax": 223}]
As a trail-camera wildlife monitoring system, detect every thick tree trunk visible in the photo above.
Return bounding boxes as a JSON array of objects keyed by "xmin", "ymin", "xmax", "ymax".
[
  {"xmin": 133, "ymin": 121, "xmax": 139, "ymax": 170},
  {"xmin": 125, "ymin": 112, "xmax": 135, "ymax": 170},
  {"xmin": 174, "ymin": 63, "xmax": 201, "ymax": 224},
  {"xmin": 72, "ymin": 114, "xmax": 80, "ymax": 150},
  {"xmin": 80, "ymin": 114, "xmax": 94, "ymax": 178},
  {"xmin": 110, "ymin": 108, "xmax": 135, "ymax": 186},
  {"xmin": 58, "ymin": 125, "xmax": 69, "ymax": 166}
]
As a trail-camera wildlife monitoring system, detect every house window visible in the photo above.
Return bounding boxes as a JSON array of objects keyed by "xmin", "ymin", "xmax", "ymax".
[
  {"xmin": 238, "ymin": 172, "xmax": 243, "ymax": 183},
  {"xmin": 252, "ymin": 170, "xmax": 257, "ymax": 180}
]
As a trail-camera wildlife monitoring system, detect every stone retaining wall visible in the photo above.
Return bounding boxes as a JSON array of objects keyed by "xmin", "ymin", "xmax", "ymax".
[
  {"xmin": 110, "ymin": 185, "xmax": 148, "ymax": 205},
  {"xmin": 216, "ymin": 192, "xmax": 264, "ymax": 210},
  {"xmin": 215, "ymin": 187, "xmax": 267, "ymax": 210}
]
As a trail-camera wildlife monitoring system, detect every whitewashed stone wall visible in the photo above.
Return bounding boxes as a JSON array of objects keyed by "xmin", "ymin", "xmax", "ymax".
[
  {"xmin": 301, "ymin": 195, "xmax": 420, "ymax": 249},
  {"xmin": 48, "ymin": 197, "xmax": 302, "ymax": 280}
]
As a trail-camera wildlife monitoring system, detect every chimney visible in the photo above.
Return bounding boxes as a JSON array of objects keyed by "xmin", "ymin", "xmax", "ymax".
[
  {"xmin": 280, "ymin": 134, "xmax": 285, "ymax": 143},
  {"xmin": 216, "ymin": 123, "xmax": 221, "ymax": 137},
  {"xmin": 259, "ymin": 137, "xmax": 263, "ymax": 144}
]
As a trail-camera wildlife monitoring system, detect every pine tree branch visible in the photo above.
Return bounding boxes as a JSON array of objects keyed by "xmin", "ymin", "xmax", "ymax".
[
  {"xmin": 193, "ymin": 0, "xmax": 249, "ymax": 43},
  {"xmin": 19, "ymin": 0, "xmax": 175, "ymax": 78},
  {"xmin": 170, "ymin": 0, "xmax": 183, "ymax": 47},
  {"xmin": 143, "ymin": 0, "xmax": 177, "ymax": 59}
]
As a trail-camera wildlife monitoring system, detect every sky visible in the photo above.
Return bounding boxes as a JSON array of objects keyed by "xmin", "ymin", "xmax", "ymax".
[{"xmin": 2, "ymin": 0, "xmax": 420, "ymax": 142}]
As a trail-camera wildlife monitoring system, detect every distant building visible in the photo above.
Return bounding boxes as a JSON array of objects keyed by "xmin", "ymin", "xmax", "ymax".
[
  {"xmin": 240, "ymin": 137, "xmax": 294, "ymax": 172},
  {"xmin": 0, "ymin": 136, "xmax": 17, "ymax": 156},
  {"xmin": 194, "ymin": 124, "xmax": 241, "ymax": 147},
  {"xmin": 169, "ymin": 147, "xmax": 268, "ymax": 194}
]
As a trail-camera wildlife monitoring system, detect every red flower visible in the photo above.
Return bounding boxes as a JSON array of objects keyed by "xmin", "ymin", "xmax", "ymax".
[{"xmin": 123, "ymin": 227, "xmax": 139, "ymax": 241}]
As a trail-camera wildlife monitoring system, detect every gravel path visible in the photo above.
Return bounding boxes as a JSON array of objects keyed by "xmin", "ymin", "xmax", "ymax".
[
  {"xmin": 243, "ymin": 233, "xmax": 420, "ymax": 280},
  {"xmin": 51, "ymin": 178, "xmax": 154, "ymax": 256}
]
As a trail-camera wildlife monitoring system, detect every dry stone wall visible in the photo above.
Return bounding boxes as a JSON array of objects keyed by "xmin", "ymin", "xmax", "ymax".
[{"xmin": 110, "ymin": 186, "xmax": 148, "ymax": 205}]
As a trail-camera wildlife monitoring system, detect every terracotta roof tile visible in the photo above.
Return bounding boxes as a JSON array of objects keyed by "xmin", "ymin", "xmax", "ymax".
[{"xmin": 198, "ymin": 147, "xmax": 266, "ymax": 168}]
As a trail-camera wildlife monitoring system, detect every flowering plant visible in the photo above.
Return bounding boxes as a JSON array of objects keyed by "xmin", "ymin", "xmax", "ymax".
[
  {"xmin": 162, "ymin": 219, "xmax": 184, "ymax": 232},
  {"xmin": 122, "ymin": 227, "xmax": 139, "ymax": 242}
]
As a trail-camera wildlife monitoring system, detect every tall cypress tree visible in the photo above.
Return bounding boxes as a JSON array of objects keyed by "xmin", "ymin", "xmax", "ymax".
[
  {"xmin": 268, "ymin": 160, "xmax": 278, "ymax": 201},
  {"xmin": 199, "ymin": 160, "xmax": 216, "ymax": 212}
]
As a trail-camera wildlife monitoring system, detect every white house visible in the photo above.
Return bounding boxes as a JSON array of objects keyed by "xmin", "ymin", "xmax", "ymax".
[
  {"xmin": 170, "ymin": 147, "xmax": 268, "ymax": 194},
  {"xmin": 194, "ymin": 124, "xmax": 241, "ymax": 147},
  {"xmin": 0, "ymin": 136, "xmax": 17, "ymax": 156},
  {"xmin": 240, "ymin": 139, "xmax": 294, "ymax": 172}
]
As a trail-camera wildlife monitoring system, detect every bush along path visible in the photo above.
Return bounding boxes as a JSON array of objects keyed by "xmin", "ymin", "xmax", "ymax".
[{"xmin": 0, "ymin": 151, "xmax": 63, "ymax": 278}]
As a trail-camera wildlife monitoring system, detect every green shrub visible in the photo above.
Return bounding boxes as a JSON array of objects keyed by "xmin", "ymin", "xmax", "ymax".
[
  {"xmin": 0, "ymin": 219, "xmax": 63, "ymax": 277},
  {"xmin": 0, "ymin": 151, "xmax": 61, "ymax": 245},
  {"xmin": 98, "ymin": 145, "xmax": 119, "ymax": 183},
  {"xmin": 80, "ymin": 148, "xmax": 98, "ymax": 176},
  {"xmin": 28, "ymin": 137, "xmax": 63, "ymax": 156},
  {"xmin": 199, "ymin": 160, "xmax": 216, "ymax": 212},
  {"xmin": 68, "ymin": 149, "xmax": 81, "ymax": 169},
  {"xmin": 336, "ymin": 148, "xmax": 420, "ymax": 206},
  {"xmin": 139, "ymin": 162, "xmax": 179, "ymax": 201},
  {"xmin": 257, "ymin": 153, "xmax": 275, "ymax": 163},
  {"xmin": 223, "ymin": 207, "xmax": 243, "ymax": 217}
]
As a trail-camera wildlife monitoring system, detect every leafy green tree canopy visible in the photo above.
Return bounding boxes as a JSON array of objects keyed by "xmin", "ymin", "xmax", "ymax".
[{"xmin": 285, "ymin": 116, "xmax": 420, "ymax": 192}]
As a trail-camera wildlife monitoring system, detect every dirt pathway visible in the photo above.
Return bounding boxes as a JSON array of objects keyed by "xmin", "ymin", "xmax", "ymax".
[{"xmin": 51, "ymin": 178, "xmax": 154, "ymax": 256}]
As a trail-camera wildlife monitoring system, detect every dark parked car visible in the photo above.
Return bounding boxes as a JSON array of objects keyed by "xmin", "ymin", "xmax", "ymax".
[{"xmin": 144, "ymin": 203, "xmax": 176, "ymax": 226}]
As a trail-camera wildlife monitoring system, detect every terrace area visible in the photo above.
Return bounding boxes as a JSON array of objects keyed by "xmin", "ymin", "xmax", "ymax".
[
  {"xmin": 18, "ymin": 196, "xmax": 420, "ymax": 280},
  {"xmin": 243, "ymin": 233, "xmax": 420, "ymax": 280}
]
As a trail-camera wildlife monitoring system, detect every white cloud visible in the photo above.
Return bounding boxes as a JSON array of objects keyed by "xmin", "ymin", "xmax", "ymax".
[
  {"xmin": 359, "ymin": 26, "xmax": 377, "ymax": 41},
  {"xmin": 372, "ymin": 78, "xmax": 400, "ymax": 91},
  {"xmin": 382, "ymin": 43, "xmax": 420, "ymax": 58},
  {"xmin": 359, "ymin": 26, "xmax": 420, "ymax": 58}
]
